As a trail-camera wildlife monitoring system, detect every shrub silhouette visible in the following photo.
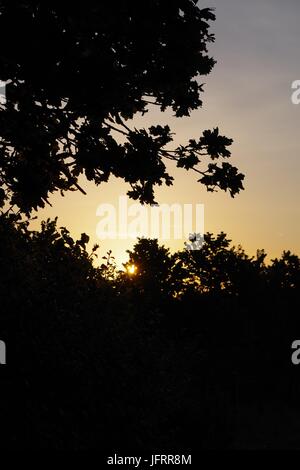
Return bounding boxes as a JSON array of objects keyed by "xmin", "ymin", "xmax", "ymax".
[{"xmin": 1, "ymin": 216, "xmax": 300, "ymax": 449}]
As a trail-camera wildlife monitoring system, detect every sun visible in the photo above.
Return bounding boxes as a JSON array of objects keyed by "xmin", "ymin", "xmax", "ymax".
[{"xmin": 127, "ymin": 264, "xmax": 137, "ymax": 275}]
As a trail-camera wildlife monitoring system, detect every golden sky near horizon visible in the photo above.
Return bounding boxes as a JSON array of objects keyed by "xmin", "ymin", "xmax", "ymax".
[{"xmin": 31, "ymin": 0, "xmax": 300, "ymax": 267}]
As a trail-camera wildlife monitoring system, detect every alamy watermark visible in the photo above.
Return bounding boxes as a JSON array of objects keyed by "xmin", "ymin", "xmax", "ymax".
[
  {"xmin": 291, "ymin": 80, "xmax": 300, "ymax": 105},
  {"xmin": 184, "ymin": 232, "xmax": 204, "ymax": 251},
  {"xmin": 0, "ymin": 340, "xmax": 6, "ymax": 365},
  {"xmin": 0, "ymin": 80, "xmax": 6, "ymax": 105},
  {"xmin": 291, "ymin": 340, "xmax": 300, "ymax": 365},
  {"xmin": 96, "ymin": 196, "xmax": 204, "ymax": 248}
]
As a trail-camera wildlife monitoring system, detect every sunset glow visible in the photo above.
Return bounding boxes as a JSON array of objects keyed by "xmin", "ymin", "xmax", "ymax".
[{"xmin": 127, "ymin": 264, "xmax": 137, "ymax": 275}]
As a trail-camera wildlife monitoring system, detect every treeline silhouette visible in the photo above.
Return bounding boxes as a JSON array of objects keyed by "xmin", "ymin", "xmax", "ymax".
[{"xmin": 0, "ymin": 214, "xmax": 300, "ymax": 450}]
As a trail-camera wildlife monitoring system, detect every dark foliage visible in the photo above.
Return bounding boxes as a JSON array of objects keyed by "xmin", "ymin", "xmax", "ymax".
[
  {"xmin": 0, "ymin": 1, "xmax": 244, "ymax": 214},
  {"xmin": 0, "ymin": 216, "xmax": 299, "ymax": 450}
]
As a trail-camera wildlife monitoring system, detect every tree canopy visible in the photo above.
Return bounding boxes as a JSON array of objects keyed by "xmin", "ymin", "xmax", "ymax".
[
  {"xmin": 1, "ymin": 215, "xmax": 300, "ymax": 449},
  {"xmin": 0, "ymin": 0, "xmax": 244, "ymax": 214}
]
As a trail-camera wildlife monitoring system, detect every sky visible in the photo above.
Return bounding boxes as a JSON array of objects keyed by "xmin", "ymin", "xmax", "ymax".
[{"xmin": 32, "ymin": 0, "xmax": 300, "ymax": 267}]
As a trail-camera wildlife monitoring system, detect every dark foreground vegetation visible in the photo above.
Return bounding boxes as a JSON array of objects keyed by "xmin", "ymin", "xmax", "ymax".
[{"xmin": 0, "ymin": 214, "xmax": 300, "ymax": 450}]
